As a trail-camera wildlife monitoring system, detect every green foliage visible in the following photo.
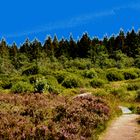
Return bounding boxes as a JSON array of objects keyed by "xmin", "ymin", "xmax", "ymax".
[
  {"xmin": 122, "ymin": 69, "xmax": 138, "ymax": 80},
  {"xmin": 114, "ymin": 50, "xmax": 134, "ymax": 68},
  {"xmin": 29, "ymin": 74, "xmax": 44, "ymax": 84},
  {"xmin": 22, "ymin": 65, "xmax": 39, "ymax": 76},
  {"xmin": 64, "ymin": 58, "xmax": 92, "ymax": 70},
  {"xmin": 55, "ymin": 71, "xmax": 68, "ymax": 83},
  {"xmin": 62, "ymin": 75, "xmax": 83, "ymax": 88},
  {"xmin": 132, "ymin": 68, "xmax": 140, "ymax": 77},
  {"xmin": 83, "ymin": 69, "xmax": 97, "ymax": 78},
  {"xmin": 0, "ymin": 57, "xmax": 16, "ymax": 75},
  {"xmin": 135, "ymin": 57, "xmax": 140, "ymax": 68},
  {"xmin": 34, "ymin": 78, "xmax": 49, "ymax": 93},
  {"xmin": 136, "ymin": 90, "xmax": 140, "ymax": 101},
  {"xmin": 127, "ymin": 83, "xmax": 140, "ymax": 91},
  {"xmin": 94, "ymin": 68, "xmax": 107, "ymax": 80},
  {"xmin": 30, "ymin": 75, "xmax": 62, "ymax": 94},
  {"xmin": 11, "ymin": 81, "xmax": 33, "ymax": 93},
  {"xmin": 0, "ymin": 80, "xmax": 12, "ymax": 89},
  {"xmin": 90, "ymin": 78, "xmax": 106, "ymax": 88},
  {"xmin": 106, "ymin": 69, "xmax": 124, "ymax": 81},
  {"xmin": 128, "ymin": 104, "xmax": 140, "ymax": 114},
  {"xmin": 46, "ymin": 76, "xmax": 63, "ymax": 94},
  {"xmin": 0, "ymin": 31, "xmax": 140, "ymax": 97},
  {"xmin": 110, "ymin": 87, "xmax": 127, "ymax": 100},
  {"xmin": 95, "ymin": 52, "xmax": 115, "ymax": 68}
]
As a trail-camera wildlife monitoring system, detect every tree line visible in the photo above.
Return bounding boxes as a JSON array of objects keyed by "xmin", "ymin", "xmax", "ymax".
[{"xmin": 0, "ymin": 29, "xmax": 140, "ymax": 70}]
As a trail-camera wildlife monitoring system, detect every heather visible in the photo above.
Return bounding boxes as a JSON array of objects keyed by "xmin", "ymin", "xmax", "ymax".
[{"xmin": 0, "ymin": 93, "xmax": 116, "ymax": 140}]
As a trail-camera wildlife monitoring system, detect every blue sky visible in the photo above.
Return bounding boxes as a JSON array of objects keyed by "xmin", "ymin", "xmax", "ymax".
[{"xmin": 0, "ymin": 0, "xmax": 140, "ymax": 45}]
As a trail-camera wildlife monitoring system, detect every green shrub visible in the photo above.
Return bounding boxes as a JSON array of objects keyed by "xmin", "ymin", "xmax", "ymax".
[
  {"xmin": 11, "ymin": 81, "xmax": 33, "ymax": 93},
  {"xmin": 90, "ymin": 78, "xmax": 105, "ymax": 88},
  {"xmin": 133, "ymin": 68, "xmax": 140, "ymax": 77},
  {"xmin": 29, "ymin": 75, "xmax": 44, "ymax": 84},
  {"xmin": 134, "ymin": 57, "xmax": 140, "ymax": 69},
  {"xmin": 122, "ymin": 69, "xmax": 138, "ymax": 80},
  {"xmin": 22, "ymin": 65, "xmax": 39, "ymax": 76},
  {"xmin": 84, "ymin": 69, "xmax": 97, "ymax": 79},
  {"xmin": 30, "ymin": 75, "xmax": 62, "ymax": 94},
  {"xmin": 34, "ymin": 78, "xmax": 49, "ymax": 93},
  {"xmin": 64, "ymin": 58, "xmax": 92, "ymax": 70},
  {"xmin": 106, "ymin": 69, "xmax": 124, "ymax": 81},
  {"xmin": 62, "ymin": 75, "xmax": 82, "ymax": 88},
  {"xmin": 8, "ymin": 76, "xmax": 27, "ymax": 84},
  {"xmin": 129, "ymin": 105, "xmax": 140, "ymax": 114},
  {"xmin": 110, "ymin": 87, "xmax": 136, "ymax": 101},
  {"xmin": 1, "ymin": 80, "xmax": 12, "ymax": 89},
  {"xmin": 55, "ymin": 71, "xmax": 68, "ymax": 83},
  {"xmin": 127, "ymin": 83, "xmax": 140, "ymax": 91},
  {"xmin": 95, "ymin": 68, "xmax": 107, "ymax": 80},
  {"xmin": 110, "ymin": 88, "xmax": 125, "ymax": 98},
  {"xmin": 136, "ymin": 90, "xmax": 140, "ymax": 101},
  {"xmin": 46, "ymin": 76, "xmax": 63, "ymax": 94},
  {"xmin": 93, "ymin": 89, "xmax": 108, "ymax": 96},
  {"xmin": 29, "ymin": 75, "xmax": 49, "ymax": 93}
]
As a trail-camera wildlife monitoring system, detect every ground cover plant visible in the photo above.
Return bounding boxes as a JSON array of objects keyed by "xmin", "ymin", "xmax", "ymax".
[{"xmin": 0, "ymin": 93, "xmax": 119, "ymax": 140}]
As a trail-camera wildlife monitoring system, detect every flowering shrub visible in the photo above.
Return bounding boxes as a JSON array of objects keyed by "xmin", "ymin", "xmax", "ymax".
[
  {"xmin": 34, "ymin": 78, "xmax": 48, "ymax": 93},
  {"xmin": 0, "ymin": 93, "xmax": 111, "ymax": 140}
]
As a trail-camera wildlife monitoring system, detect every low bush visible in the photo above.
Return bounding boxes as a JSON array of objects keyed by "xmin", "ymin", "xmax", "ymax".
[
  {"xmin": 127, "ymin": 83, "xmax": 140, "ymax": 91},
  {"xmin": 64, "ymin": 58, "xmax": 92, "ymax": 70},
  {"xmin": 46, "ymin": 76, "xmax": 63, "ymax": 94},
  {"xmin": 0, "ymin": 93, "xmax": 113, "ymax": 140},
  {"xmin": 93, "ymin": 89, "xmax": 108, "ymax": 97},
  {"xmin": 62, "ymin": 75, "xmax": 83, "ymax": 88},
  {"xmin": 34, "ymin": 78, "xmax": 49, "ymax": 93},
  {"xmin": 110, "ymin": 87, "xmax": 126, "ymax": 99},
  {"xmin": 90, "ymin": 78, "xmax": 106, "ymax": 88},
  {"xmin": 54, "ymin": 71, "xmax": 68, "ymax": 83},
  {"xmin": 11, "ymin": 81, "xmax": 34, "ymax": 93},
  {"xmin": 22, "ymin": 65, "xmax": 39, "ymax": 76},
  {"xmin": 106, "ymin": 69, "xmax": 124, "ymax": 81},
  {"xmin": 122, "ymin": 69, "xmax": 138, "ymax": 80},
  {"xmin": 30, "ymin": 75, "xmax": 62, "ymax": 94},
  {"xmin": 95, "ymin": 68, "xmax": 106, "ymax": 79},
  {"xmin": 83, "ymin": 69, "xmax": 97, "ymax": 79},
  {"xmin": 1, "ymin": 80, "xmax": 12, "ymax": 89},
  {"xmin": 133, "ymin": 68, "xmax": 140, "ymax": 77},
  {"xmin": 29, "ymin": 74, "xmax": 44, "ymax": 84},
  {"xmin": 129, "ymin": 105, "xmax": 140, "ymax": 114},
  {"xmin": 136, "ymin": 90, "xmax": 140, "ymax": 101}
]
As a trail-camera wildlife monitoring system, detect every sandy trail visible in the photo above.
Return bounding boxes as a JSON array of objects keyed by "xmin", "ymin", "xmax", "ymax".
[{"xmin": 100, "ymin": 108, "xmax": 140, "ymax": 140}]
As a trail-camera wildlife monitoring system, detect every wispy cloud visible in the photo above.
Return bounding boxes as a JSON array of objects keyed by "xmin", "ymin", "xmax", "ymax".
[
  {"xmin": 5, "ymin": 10, "xmax": 115, "ymax": 38},
  {"xmin": 5, "ymin": 2, "xmax": 140, "ymax": 38},
  {"xmin": 113, "ymin": 2, "xmax": 140, "ymax": 11}
]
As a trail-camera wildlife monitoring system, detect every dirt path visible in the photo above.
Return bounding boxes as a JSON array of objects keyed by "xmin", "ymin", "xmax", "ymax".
[{"xmin": 100, "ymin": 111, "xmax": 140, "ymax": 140}]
